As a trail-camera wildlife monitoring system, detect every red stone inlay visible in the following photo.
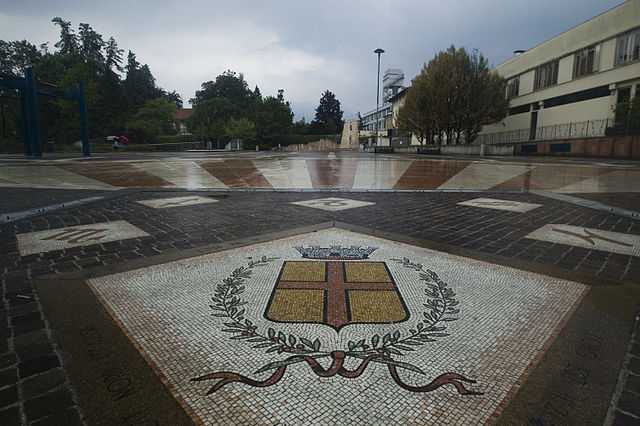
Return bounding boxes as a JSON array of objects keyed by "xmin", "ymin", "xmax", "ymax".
[
  {"xmin": 60, "ymin": 163, "xmax": 172, "ymax": 187},
  {"xmin": 394, "ymin": 160, "xmax": 470, "ymax": 189},
  {"xmin": 198, "ymin": 160, "xmax": 271, "ymax": 188}
]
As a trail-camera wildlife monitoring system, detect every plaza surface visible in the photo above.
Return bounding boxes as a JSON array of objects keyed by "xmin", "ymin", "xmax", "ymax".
[{"xmin": 0, "ymin": 151, "xmax": 639, "ymax": 426}]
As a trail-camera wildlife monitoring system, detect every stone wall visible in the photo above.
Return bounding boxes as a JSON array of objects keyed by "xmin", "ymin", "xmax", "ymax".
[
  {"xmin": 283, "ymin": 139, "xmax": 340, "ymax": 152},
  {"xmin": 518, "ymin": 135, "xmax": 640, "ymax": 159}
]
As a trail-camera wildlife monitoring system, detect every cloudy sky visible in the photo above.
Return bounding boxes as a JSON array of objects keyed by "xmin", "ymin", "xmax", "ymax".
[{"xmin": 0, "ymin": 0, "xmax": 624, "ymax": 119}]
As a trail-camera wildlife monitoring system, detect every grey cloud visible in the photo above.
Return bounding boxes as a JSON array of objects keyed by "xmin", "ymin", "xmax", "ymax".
[{"xmin": 0, "ymin": 0, "xmax": 624, "ymax": 119}]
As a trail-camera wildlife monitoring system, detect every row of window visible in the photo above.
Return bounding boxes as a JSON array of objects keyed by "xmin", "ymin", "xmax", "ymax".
[{"xmin": 506, "ymin": 28, "xmax": 640, "ymax": 99}]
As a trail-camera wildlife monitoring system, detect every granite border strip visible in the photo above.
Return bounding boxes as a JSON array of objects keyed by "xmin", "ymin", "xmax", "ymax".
[
  {"xmin": 605, "ymin": 310, "xmax": 640, "ymax": 425},
  {"xmin": 533, "ymin": 191, "xmax": 640, "ymax": 221}
]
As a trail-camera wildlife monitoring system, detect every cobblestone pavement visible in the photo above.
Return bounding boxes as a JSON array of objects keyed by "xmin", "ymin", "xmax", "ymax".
[{"xmin": 0, "ymin": 189, "xmax": 639, "ymax": 425}]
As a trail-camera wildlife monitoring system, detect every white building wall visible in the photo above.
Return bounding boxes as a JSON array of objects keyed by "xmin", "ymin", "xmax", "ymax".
[
  {"xmin": 496, "ymin": 1, "xmax": 640, "ymax": 78},
  {"xmin": 538, "ymin": 97, "xmax": 612, "ymax": 127}
]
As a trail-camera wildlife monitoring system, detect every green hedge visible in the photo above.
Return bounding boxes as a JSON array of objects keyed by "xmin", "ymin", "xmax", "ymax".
[{"xmin": 156, "ymin": 134, "xmax": 195, "ymax": 144}]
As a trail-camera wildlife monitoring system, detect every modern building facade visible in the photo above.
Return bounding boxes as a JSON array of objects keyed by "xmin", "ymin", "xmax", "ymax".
[
  {"xmin": 478, "ymin": 0, "xmax": 640, "ymax": 145},
  {"xmin": 356, "ymin": 68, "xmax": 406, "ymax": 146}
]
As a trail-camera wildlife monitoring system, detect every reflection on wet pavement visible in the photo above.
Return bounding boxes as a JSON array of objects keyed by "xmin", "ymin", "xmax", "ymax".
[{"xmin": 0, "ymin": 154, "xmax": 638, "ymax": 194}]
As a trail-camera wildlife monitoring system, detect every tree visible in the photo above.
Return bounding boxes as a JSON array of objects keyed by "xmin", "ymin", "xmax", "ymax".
[
  {"xmin": 1, "ymin": 17, "xmax": 181, "ymax": 151},
  {"xmin": 78, "ymin": 23, "xmax": 105, "ymax": 65},
  {"xmin": 397, "ymin": 46, "xmax": 507, "ymax": 145},
  {"xmin": 311, "ymin": 90, "xmax": 343, "ymax": 134},
  {"xmin": 225, "ymin": 117, "xmax": 256, "ymax": 141},
  {"xmin": 51, "ymin": 17, "xmax": 78, "ymax": 56},
  {"xmin": 104, "ymin": 37, "xmax": 124, "ymax": 72},
  {"xmin": 190, "ymin": 71, "xmax": 293, "ymax": 148},
  {"xmin": 255, "ymin": 95, "xmax": 294, "ymax": 145},
  {"xmin": 127, "ymin": 98, "xmax": 177, "ymax": 142}
]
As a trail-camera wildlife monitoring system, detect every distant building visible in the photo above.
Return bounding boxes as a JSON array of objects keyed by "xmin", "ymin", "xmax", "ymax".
[
  {"xmin": 478, "ymin": 0, "xmax": 640, "ymax": 145},
  {"xmin": 173, "ymin": 108, "xmax": 193, "ymax": 135},
  {"xmin": 340, "ymin": 118, "xmax": 360, "ymax": 149},
  {"xmin": 357, "ymin": 68, "xmax": 406, "ymax": 146}
]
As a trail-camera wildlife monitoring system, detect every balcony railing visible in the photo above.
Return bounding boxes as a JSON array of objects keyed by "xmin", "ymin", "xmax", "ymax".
[{"xmin": 476, "ymin": 118, "xmax": 612, "ymax": 145}]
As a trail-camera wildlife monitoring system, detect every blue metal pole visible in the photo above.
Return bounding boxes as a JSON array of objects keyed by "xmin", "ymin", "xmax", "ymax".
[
  {"xmin": 78, "ymin": 82, "xmax": 90, "ymax": 157},
  {"xmin": 19, "ymin": 90, "xmax": 32, "ymax": 157},
  {"xmin": 24, "ymin": 67, "xmax": 42, "ymax": 158}
]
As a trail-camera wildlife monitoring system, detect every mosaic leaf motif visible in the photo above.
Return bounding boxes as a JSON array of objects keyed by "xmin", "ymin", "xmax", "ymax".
[{"xmin": 192, "ymin": 250, "xmax": 484, "ymax": 396}]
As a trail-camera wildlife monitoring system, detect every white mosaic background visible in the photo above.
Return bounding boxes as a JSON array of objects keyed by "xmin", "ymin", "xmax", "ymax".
[{"xmin": 88, "ymin": 229, "xmax": 587, "ymax": 425}]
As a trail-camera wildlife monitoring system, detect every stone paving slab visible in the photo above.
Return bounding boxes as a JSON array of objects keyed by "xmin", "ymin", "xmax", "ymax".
[{"xmin": 1, "ymin": 189, "xmax": 640, "ymax": 425}]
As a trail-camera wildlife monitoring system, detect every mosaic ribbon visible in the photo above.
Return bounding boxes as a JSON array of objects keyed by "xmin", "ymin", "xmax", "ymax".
[{"xmin": 192, "ymin": 351, "xmax": 482, "ymax": 395}]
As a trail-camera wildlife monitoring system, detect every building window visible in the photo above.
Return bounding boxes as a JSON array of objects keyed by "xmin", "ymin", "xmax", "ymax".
[
  {"xmin": 506, "ymin": 77, "xmax": 519, "ymax": 100},
  {"xmin": 573, "ymin": 44, "xmax": 599, "ymax": 78},
  {"xmin": 615, "ymin": 29, "xmax": 640, "ymax": 66},
  {"xmin": 534, "ymin": 60, "xmax": 559, "ymax": 91}
]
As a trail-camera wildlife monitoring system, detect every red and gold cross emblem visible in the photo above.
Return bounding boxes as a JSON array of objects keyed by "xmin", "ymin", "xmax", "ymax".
[{"xmin": 265, "ymin": 261, "xmax": 409, "ymax": 331}]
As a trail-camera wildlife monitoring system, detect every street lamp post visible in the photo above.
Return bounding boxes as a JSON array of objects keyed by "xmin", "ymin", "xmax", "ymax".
[{"xmin": 374, "ymin": 48, "xmax": 384, "ymax": 149}]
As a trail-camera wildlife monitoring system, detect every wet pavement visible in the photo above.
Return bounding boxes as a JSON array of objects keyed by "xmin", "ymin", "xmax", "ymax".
[
  {"xmin": 0, "ymin": 151, "xmax": 639, "ymax": 425},
  {"xmin": 1, "ymin": 151, "xmax": 639, "ymax": 193}
]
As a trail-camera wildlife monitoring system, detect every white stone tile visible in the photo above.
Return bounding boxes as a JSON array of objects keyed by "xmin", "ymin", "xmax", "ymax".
[
  {"xmin": 17, "ymin": 220, "xmax": 149, "ymax": 256},
  {"xmin": 135, "ymin": 161, "xmax": 227, "ymax": 189},
  {"xmin": 290, "ymin": 197, "xmax": 375, "ymax": 211},
  {"xmin": 136, "ymin": 195, "xmax": 219, "ymax": 209},
  {"xmin": 0, "ymin": 165, "xmax": 115, "ymax": 190},
  {"xmin": 88, "ymin": 228, "xmax": 586, "ymax": 425},
  {"xmin": 525, "ymin": 224, "xmax": 640, "ymax": 256},
  {"xmin": 457, "ymin": 197, "xmax": 542, "ymax": 213},
  {"xmin": 554, "ymin": 169, "xmax": 640, "ymax": 194},
  {"xmin": 352, "ymin": 159, "xmax": 411, "ymax": 189},
  {"xmin": 438, "ymin": 163, "xmax": 531, "ymax": 190}
]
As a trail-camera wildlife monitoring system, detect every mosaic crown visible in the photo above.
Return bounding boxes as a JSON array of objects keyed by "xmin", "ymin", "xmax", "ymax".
[{"xmin": 294, "ymin": 245, "xmax": 377, "ymax": 260}]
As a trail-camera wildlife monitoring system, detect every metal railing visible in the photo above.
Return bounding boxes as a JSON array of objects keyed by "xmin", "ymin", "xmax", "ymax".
[{"xmin": 476, "ymin": 118, "xmax": 612, "ymax": 145}]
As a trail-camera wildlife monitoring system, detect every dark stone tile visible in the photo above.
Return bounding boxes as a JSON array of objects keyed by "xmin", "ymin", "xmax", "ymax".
[
  {"xmin": 626, "ymin": 374, "xmax": 640, "ymax": 396},
  {"xmin": 613, "ymin": 410, "xmax": 640, "ymax": 426},
  {"xmin": 24, "ymin": 387, "xmax": 74, "ymax": 422},
  {"xmin": 12, "ymin": 330, "xmax": 48, "ymax": 348},
  {"xmin": 16, "ymin": 343, "xmax": 53, "ymax": 362},
  {"xmin": 22, "ymin": 368, "xmax": 65, "ymax": 400},
  {"xmin": 0, "ymin": 353, "xmax": 17, "ymax": 370},
  {"xmin": 0, "ymin": 367, "xmax": 17, "ymax": 388},
  {"xmin": 11, "ymin": 311, "xmax": 41, "ymax": 325},
  {"xmin": 0, "ymin": 385, "xmax": 18, "ymax": 409},
  {"xmin": 18, "ymin": 355, "xmax": 60, "ymax": 379},
  {"xmin": 31, "ymin": 407, "xmax": 82, "ymax": 426},
  {"xmin": 629, "ymin": 357, "xmax": 640, "ymax": 375},
  {"xmin": 618, "ymin": 391, "xmax": 640, "ymax": 417},
  {"xmin": 11, "ymin": 317, "xmax": 44, "ymax": 336},
  {"xmin": 0, "ymin": 405, "xmax": 21, "ymax": 426}
]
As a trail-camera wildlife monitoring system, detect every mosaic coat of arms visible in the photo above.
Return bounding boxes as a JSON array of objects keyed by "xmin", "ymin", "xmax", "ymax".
[{"xmin": 192, "ymin": 245, "xmax": 483, "ymax": 396}]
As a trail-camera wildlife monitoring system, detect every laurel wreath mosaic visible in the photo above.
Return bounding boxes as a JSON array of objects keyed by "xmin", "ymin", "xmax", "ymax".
[{"xmin": 88, "ymin": 228, "xmax": 587, "ymax": 425}]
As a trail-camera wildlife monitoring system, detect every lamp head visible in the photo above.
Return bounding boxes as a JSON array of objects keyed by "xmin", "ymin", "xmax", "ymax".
[{"xmin": 374, "ymin": 48, "xmax": 385, "ymax": 55}]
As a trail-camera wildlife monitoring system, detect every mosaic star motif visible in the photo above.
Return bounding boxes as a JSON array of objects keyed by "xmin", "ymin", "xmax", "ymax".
[{"xmin": 290, "ymin": 197, "xmax": 376, "ymax": 211}]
